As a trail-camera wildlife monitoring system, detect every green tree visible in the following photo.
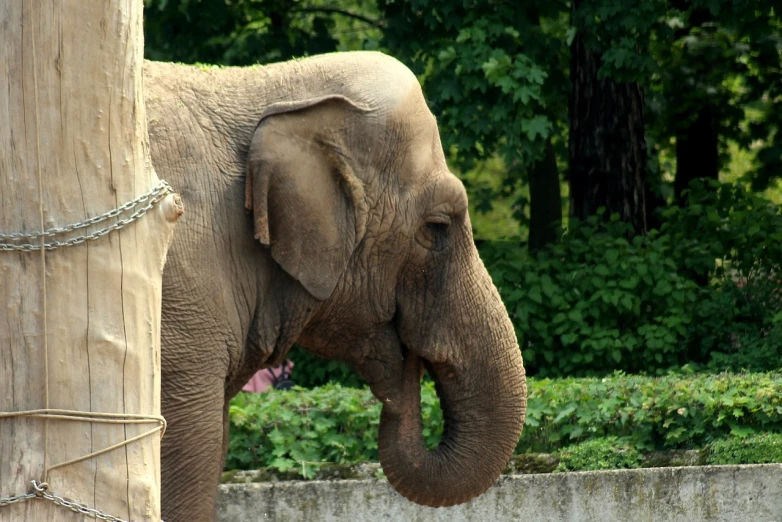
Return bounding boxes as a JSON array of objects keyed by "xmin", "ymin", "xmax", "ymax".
[
  {"xmin": 143, "ymin": 0, "xmax": 381, "ymax": 65},
  {"xmin": 570, "ymin": 0, "xmax": 780, "ymax": 223},
  {"xmin": 377, "ymin": 0, "xmax": 571, "ymax": 249}
]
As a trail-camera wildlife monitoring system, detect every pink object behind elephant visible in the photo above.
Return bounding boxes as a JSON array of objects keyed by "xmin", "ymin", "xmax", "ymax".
[{"xmin": 242, "ymin": 360, "xmax": 294, "ymax": 393}]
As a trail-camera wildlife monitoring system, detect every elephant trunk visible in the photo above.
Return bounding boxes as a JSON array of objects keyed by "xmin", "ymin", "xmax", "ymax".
[{"xmin": 377, "ymin": 314, "xmax": 526, "ymax": 507}]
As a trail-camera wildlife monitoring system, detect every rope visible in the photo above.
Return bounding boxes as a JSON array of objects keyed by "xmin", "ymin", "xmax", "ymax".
[{"xmin": 0, "ymin": 410, "xmax": 167, "ymax": 477}]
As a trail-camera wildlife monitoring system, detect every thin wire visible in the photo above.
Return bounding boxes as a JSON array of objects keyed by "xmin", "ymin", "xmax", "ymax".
[{"xmin": 28, "ymin": 0, "xmax": 50, "ymax": 479}]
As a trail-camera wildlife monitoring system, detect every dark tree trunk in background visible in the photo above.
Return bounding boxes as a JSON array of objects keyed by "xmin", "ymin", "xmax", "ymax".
[
  {"xmin": 569, "ymin": 0, "xmax": 648, "ymax": 235},
  {"xmin": 674, "ymin": 105, "xmax": 719, "ymax": 203},
  {"xmin": 672, "ymin": 7, "xmax": 719, "ymax": 204},
  {"xmin": 644, "ymin": 176, "xmax": 667, "ymax": 232},
  {"xmin": 528, "ymin": 139, "xmax": 562, "ymax": 253}
]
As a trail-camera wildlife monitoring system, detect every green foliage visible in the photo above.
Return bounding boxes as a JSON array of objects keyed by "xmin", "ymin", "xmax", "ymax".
[
  {"xmin": 377, "ymin": 0, "xmax": 570, "ymax": 226},
  {"xmin": 480, "ymin": 218, "xmax": 700, "ymax": 377},
  {"xmin": 379, "ymin": 0, "xmax": 567, "ymax": 162},
  {"xmin": 573, "ymin": 0, "xmax": 665, "ymax": 82},
  {"xmin": 459, "ymin": 156, "xmax": 526, "ymax": 241},
  {"xmin": 521, "ymin": 372, "xmax": 782, "ymax": 453},
  {"xmin": 660, "ymin": 180, "xmax": 782, "ymax": 370},
  {"xmin": 143, "ymin": 0, "xmax": 381, "ymax": 65},
  {"xmin": 705, "ymin": 323, "xmax": 782, "ymax": 373},
  {"xmin": 554, "ymin": 432, "xmax": 782, "ymax": 471},
  {"xmin": 575, "ymin": 0, "xmax": 781, "ymax": 192},
  {"xmin": 556, "ymin": 437, "xmax": 643, "ymax": 472},
  {"xmin": 226, "ymin": 372, "xmax": 782, "ymax": 475},
  {"xmin": 226, "ymin": 382, "xmax": 443, "ymax": 476},
  {"xmin": 706, "ymin": 432, "xmax": 782, "ymax": 465},
  {"xmin": 478, "ymin": 179, "xmax": 782, "ymax": 377},
  {"xmin": 687, "ymin": 277, "xmax": 782, "ymax": 373},
  {"xmin": 662, "ymin": 180, "xmax": 782, "ymax": 282}
]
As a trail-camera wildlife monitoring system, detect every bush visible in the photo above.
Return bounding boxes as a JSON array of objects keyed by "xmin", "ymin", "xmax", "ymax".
[
  {"xmin": 480, "ymin": 218, "xmax": 700, "ymax": 377},
  {"xmin": 522, "ymin": 372, "xmax": 782, "ymax": 453},
  {"xmin": 661, "ymin": 180, "xmax": 782, "ymax": 371},
  {"xmin": 556, "ymin": 437, "xmax": 642, "ymax": 472},
  {"xmin": 226, "ymin": 382, "xmax": 443, "ymax": 477},
  {"xmin": 661, "ymin": 180, "xmax": 782, "ymax": 287},
  {"xmin": 693, "ymin": 290, "xmax": 782, "ymax": 373},
  {"xmin": 226, "ymin": 372, "xmax": 782, "ymax": 476},
  {"xmin": 477, "ymin": 180, "xmax": 782, "ymax": 378},
  {"xmin": 706, "ymin": 432, "xmax": 782, "ymax": 465}
]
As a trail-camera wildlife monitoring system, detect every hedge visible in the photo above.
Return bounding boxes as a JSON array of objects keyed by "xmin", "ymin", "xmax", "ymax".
[
  {"xmin": 226, "ymin": 371, "xmax": 782, "ymax": 477},
  {"xmin": 706, "ymin": 432, "xmax": 782, "ymax": 465}
]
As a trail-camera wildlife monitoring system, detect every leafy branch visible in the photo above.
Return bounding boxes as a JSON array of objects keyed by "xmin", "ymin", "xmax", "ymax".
[{"xmin": 293, "ymin": 6, "xmax": 384, "ymax": 28}]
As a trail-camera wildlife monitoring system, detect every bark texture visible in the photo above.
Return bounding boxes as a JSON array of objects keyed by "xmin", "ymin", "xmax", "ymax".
[
  {"xmin": 569, "ymin": 6, "xmax": 648, "ymax": 235},
  {"xmin": 0, "ymin": 2, "xmax": 179, "ymax": 520}
]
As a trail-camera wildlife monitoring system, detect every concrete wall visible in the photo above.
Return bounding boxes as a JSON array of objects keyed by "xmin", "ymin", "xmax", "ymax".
[{"xmin": 217, "ymin": 464, "xmax": 782, "ymax": 522}]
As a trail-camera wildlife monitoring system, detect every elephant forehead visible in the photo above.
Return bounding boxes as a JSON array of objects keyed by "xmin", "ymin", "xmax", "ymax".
[{"xmin": 390, "ymin": 91, "xmax": 447, "ymax": 188}]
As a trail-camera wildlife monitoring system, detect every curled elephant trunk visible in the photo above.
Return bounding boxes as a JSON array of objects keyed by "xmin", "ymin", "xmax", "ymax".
[{"xmin": 377, "ymin": 331, "xmax": 526, "ymax": 507}]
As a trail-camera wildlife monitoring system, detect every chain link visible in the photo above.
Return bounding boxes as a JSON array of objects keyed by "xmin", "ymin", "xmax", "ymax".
[
  {"xmin": 0, "ymin": 492, "xmax": 36, "ymax": 507},
  {"xmin": 0, "ymin": 481, "xmax": 139, "ymax": 521},
  {"xmin": 0, "ymin": 181, "xmax": 173, "ymax": 252}
]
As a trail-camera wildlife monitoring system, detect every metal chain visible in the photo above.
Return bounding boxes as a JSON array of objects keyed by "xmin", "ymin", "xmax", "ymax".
[
  {"xmin": 0, "ymin": 481, "xmax": 146, "ymax": 521},
  {"xmin": 0, "ymin": 491, "xmax": 36, "ymax": 507},
  {"xmin": 0, "ymin": 181, "xmax": 173, "ymax": 252}
]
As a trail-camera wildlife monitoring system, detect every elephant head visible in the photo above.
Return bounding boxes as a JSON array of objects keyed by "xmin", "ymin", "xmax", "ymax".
[{"xmin": 243, "ymin": 56, "xmax": 527, "ymax": 507}]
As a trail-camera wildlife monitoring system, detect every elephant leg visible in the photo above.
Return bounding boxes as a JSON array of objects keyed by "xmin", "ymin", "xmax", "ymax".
[{"xmin": 161, "ymin": 374, "xmax": 226, "ymax": 522}]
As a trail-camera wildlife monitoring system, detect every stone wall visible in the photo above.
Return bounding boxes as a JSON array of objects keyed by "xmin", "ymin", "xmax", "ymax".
[{"xmin": 217, "ymin": 464, "xmax": 782, "ymax": 521}]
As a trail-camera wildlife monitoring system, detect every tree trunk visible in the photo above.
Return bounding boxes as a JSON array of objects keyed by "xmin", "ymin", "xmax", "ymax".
[
  {"xmin": 568, "ymin": 1, "xmax": 648, "ymax": 235},
  {"xmin": 644, "ymin": 174, "xmax": 667, "ymax": 232},
  {"xmin": 671, "ymin": 6, "xmax": 718, "ymax": 287},
  {"xmin": 0, "ymin": 2, "xmax": 181, "ymax": 521},
  {"xmin": 528, "ymin": 139, "xmax": 562, "ymax": 253},
  {"xmin": 671, "ymin": 5, "xmax": 719, "ymax": 204},
  {"xmin": 674, "ymin": 105, "xmax": 719, "ymax": 203}
]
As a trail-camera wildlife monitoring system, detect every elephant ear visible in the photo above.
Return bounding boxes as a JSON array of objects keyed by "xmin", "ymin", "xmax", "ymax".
[{"xmin": 245, "ymin": 96, "xmax": 370, "ymax": 301}]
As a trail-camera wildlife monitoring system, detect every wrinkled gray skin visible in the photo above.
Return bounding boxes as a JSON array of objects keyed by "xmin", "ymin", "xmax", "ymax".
[{"xmin": 144, "ymin": 51, "xmax": 526, "ymax": 522}]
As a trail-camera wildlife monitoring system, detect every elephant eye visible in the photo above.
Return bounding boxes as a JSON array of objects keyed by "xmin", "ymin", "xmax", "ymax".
[
  {"xmin": 426, "ymin": 214, "xmax": 452, "ymax": 229},
  {"xmin": 426, "ymin": 221, "xmax": 450, "ymax": 234},
  {"xmin": 416, "ymin": 216, "xmax": 451, "ymax": 250}
]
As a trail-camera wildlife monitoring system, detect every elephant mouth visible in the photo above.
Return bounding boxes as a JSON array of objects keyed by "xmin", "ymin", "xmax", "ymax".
[
  {"xmin": 378, "ymin": 344, "xmax": 424, "ymax": 423},
  {"xmin": 402, "ymin": 344, "xmax": 463, "ymax": 455},
  {"xmin": 402, "ymin": 343, "xmax": 427, "ymax": 381},
  {"xmin": 400, "ymin": 347, "xmax": 451, "ymax": 449}
]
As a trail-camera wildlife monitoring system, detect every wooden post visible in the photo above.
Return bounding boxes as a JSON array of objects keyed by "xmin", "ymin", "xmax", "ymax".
[{"xmin": 0, "ymin": 1, "xmax": 180, "ymax": 521}]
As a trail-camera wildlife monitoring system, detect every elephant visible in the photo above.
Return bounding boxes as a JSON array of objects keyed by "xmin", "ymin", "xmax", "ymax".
[{"xmin": 143, "ymin": 51, "xmax": 527, "ymax": 521}]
